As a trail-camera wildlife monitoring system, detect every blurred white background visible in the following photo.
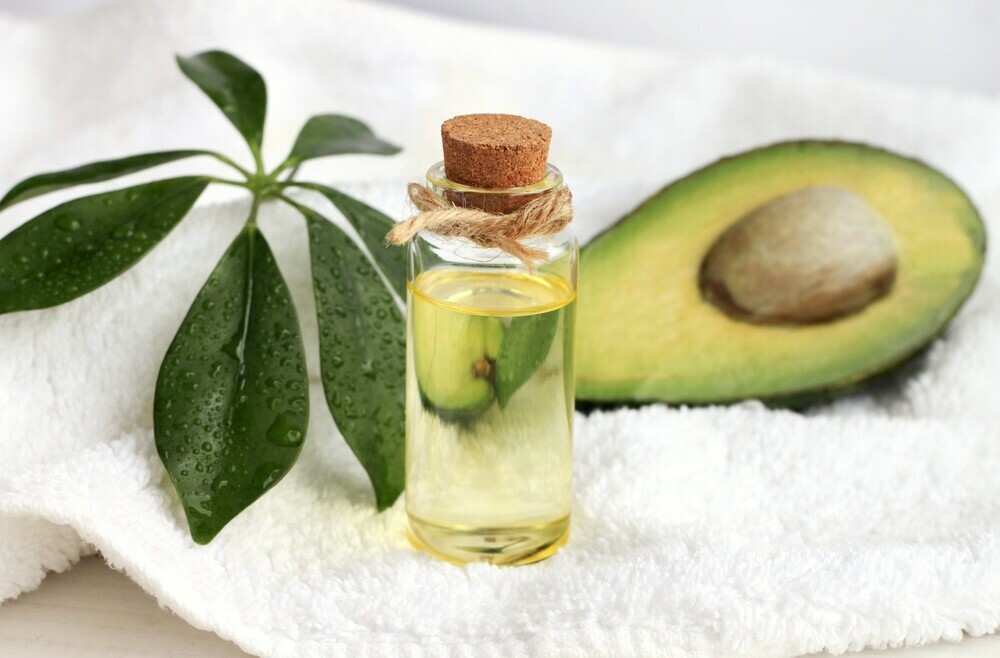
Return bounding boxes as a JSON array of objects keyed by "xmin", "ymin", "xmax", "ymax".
[{"xmin": 1, "ymin": 0, "xmax": 999, "ymax": 94}]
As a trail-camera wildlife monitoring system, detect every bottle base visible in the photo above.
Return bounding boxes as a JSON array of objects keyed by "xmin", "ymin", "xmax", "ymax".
[{"xmin": 407, "ymin": 514, "xmax": 570, "ymax": 566}]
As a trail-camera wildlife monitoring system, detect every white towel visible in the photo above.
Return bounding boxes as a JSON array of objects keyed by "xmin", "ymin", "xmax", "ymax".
[{"xmin": 1, "ymin": 1, "xmax": 999, "ymax": 656}]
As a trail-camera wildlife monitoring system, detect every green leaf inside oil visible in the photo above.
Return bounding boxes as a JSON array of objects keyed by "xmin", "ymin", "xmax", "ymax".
[{"xmin": 494, "ymin": 312, "xmax": 560, "ymax": 408}]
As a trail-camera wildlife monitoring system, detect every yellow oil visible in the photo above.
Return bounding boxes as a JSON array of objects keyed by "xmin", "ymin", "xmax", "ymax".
[{"xmin": 405, "ymin": 268, "xmax": 576, "ymax": 565}]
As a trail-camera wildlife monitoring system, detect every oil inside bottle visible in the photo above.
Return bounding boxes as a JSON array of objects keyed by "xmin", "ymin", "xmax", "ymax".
[{"xmin": 405, "ymin": 268, "xmax": 575, "ymax": 565}]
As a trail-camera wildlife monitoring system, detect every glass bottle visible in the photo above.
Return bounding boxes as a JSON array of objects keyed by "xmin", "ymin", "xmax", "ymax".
[{"xmin": 405, "ymin": 161, "xmax": 577, "ymax": 565}]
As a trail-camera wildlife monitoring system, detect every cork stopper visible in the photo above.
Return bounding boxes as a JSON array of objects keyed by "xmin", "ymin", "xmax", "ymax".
[{"xmin": 442, "ymin": 114, "xmax": 552, "ymax": 189}]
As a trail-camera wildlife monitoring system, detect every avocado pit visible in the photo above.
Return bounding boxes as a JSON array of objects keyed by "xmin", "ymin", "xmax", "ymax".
[{"xmin": 699, "ymin": 186, "xmax": 898, "ymax": 324}]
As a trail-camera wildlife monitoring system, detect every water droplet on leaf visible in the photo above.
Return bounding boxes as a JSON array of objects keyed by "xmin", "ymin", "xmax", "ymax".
[
  {"xmin": 56, "ymin": 216, "xmax": 81, "ymax": 232},
  {"xmin": 266, "ymin": 413, "xmax": 304, "ymax": 447}
]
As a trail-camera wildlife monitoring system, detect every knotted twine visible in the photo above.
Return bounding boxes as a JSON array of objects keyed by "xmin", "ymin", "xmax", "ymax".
[{"xmin": 386, "ymin": 183, "xmax": 573, "ymax": 270}]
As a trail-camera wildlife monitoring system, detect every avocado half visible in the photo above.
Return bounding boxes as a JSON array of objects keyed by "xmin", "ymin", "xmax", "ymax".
[
  {"xmin": 577, "ymin": 141, "xmax": 986, "ymax": 406},
  {"xmin": 412, "ymin": 297, "xmax": 504, "ymax": 420}
]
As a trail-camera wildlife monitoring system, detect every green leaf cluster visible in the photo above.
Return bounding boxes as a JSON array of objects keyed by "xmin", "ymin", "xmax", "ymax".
[{"xmin": 0, "ymin": 50, "xmax": 406, "ymax": 544}]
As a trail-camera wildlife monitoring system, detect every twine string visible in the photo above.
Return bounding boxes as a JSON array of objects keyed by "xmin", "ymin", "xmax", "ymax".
[{"xmin": 386, "ymin": 183, "xmax": 573, "ymax": 270}]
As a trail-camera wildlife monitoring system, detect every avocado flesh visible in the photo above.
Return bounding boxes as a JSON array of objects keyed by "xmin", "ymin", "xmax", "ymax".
[
  {"xmin": 413, "ymin": 298, "xmax": 504, "ymax": 419},
  {"xmin": 577, "ymin": 141, "xmax": 985, "ymax": 405}
]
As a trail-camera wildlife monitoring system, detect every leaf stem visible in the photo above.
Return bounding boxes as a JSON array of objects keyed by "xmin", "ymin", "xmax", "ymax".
[
  {"xmin": 280, "ymin": 180, "xmax": 316, "ymax": 192},
  {"xmin": 251, "ymin": 147, "xmax": 266, "ymax": 177},
  {"xmin": 206, "ymin": 152, "xmax": 253, "ymax": 178},
  {"xmin": 207, "ymin": 177, "xmax": 252, "ymax": 189},
  {"xmin": 246, "ymin": 195, "xmax": 261, "ymax": 228},
  {"xmin": 274, "ymin": 192, "xmax": 305, "ymax": 215},
  {"xmin": 269, "ymin": 157, "xmax": 297, "ymax": 180},
  {"xmin": 282, "ymin": 163, "xmax": 302, "ymax": 182},
  {"xmin": 279, "ymin": 181, "xmax": 336, "ymax": 198}
]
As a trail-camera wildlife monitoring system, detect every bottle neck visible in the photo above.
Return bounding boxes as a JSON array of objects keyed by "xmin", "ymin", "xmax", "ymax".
[
  {"xmin": 411, "ymin": 161, "xmax": 576, "ymax": 285},
  {"xmin": 425, "ymin": 161, "xmax": 564, "ymax": 215}
]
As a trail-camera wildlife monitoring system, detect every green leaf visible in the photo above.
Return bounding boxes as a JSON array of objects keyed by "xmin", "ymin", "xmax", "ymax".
[
  {"xmin": 0, "ymin": 150, "xmax": 213, "ymax": 212},
  {"xmin": 294, "ymin": 202, "xmax": 405, "ymax": 510},
  {"xmin": 299, "ymin": 182, "xmax": 406, "ymax": 299},
  {"xmin": 286, "ymin": 114, "xmax": 400, "ymax": 164},
  {"xmin": 0, "ymin": 177, "xmax": 208, "ymax": 314},
  {"xmin": 154, "ymin": 222, "xmax": 309, "ymax": 544},
  {"xmin": 177, "ymin": 51, "xmax": 267, "ymax": 154},
  {"xmin": 494, "ymin": 312, "xmax": 560, "ymax": 408}
]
